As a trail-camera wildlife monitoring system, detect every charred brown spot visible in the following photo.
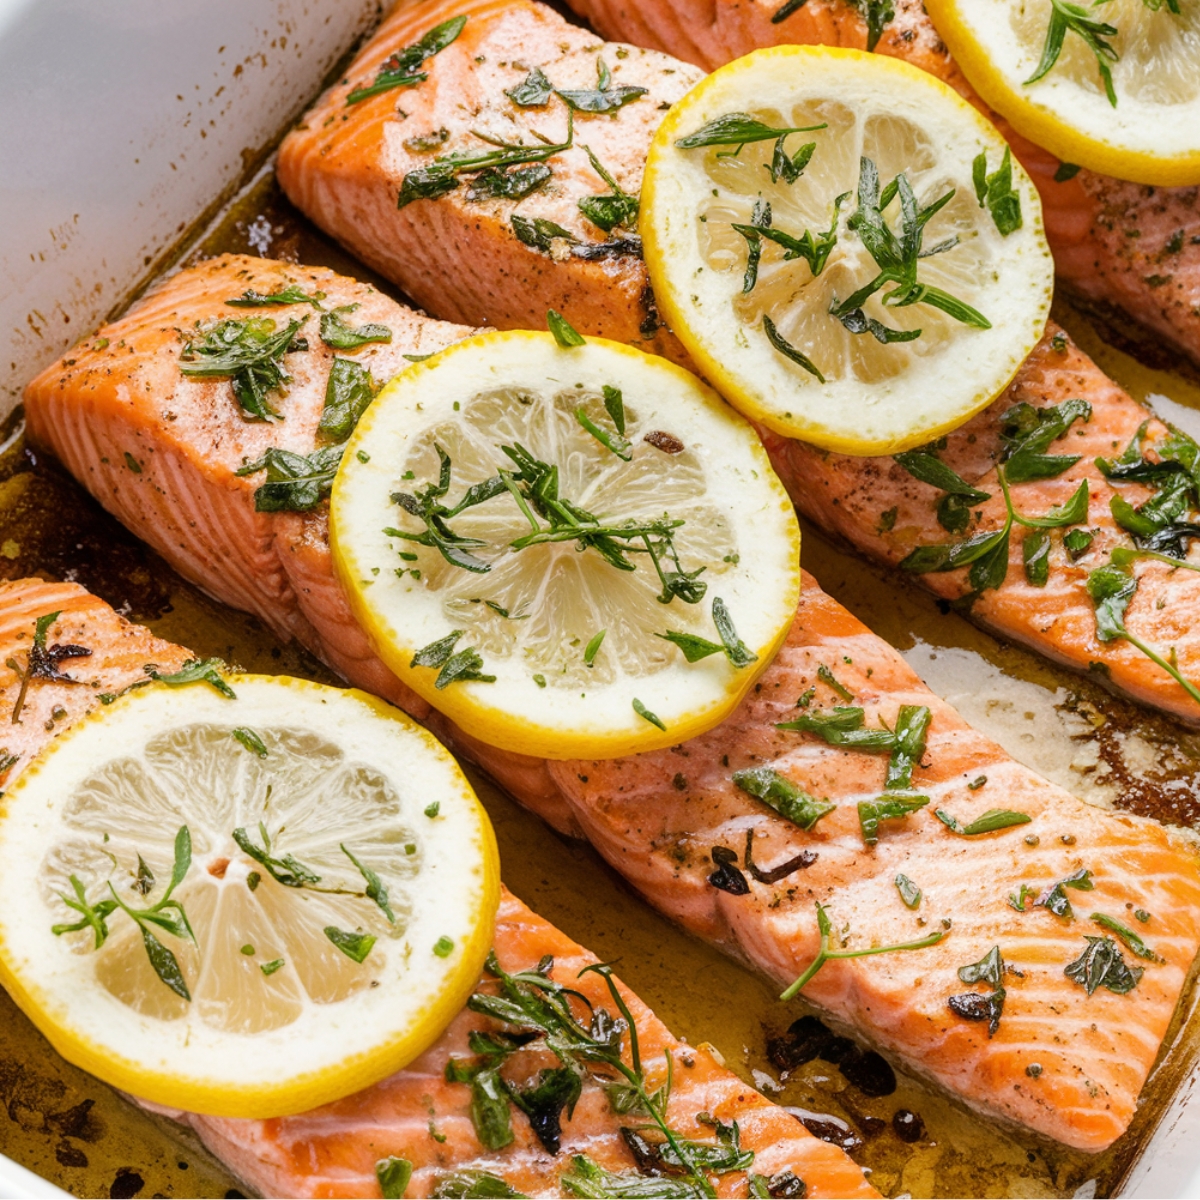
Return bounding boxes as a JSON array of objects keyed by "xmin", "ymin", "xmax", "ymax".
[{"xmin": 644, "ymin": 430, "xmax": 684, "ymax": 454}]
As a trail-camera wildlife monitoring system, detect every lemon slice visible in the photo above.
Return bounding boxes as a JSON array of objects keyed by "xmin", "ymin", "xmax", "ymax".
[
  {"xmin": 926, "ymin": 0, "xmax": 1200, "ymax": 186},
  {"xmin": 0, "ymin": 675, "xmax": 499, "ymax": 1118},
  {"xmin": 641, "ymin": 46, "xmax": 1054, "ymax": 456},
  {"xmin": 331, "ymin": 329, "xmax": 801, "ymax": 760}
]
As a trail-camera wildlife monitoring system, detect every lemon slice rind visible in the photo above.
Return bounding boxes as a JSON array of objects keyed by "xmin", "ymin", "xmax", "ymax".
[
  {"xmin": 641, "ymin": 46, "xmax": 1055, "ymax": 456},
  {"xmin": 926, "ymin": 0, "xmax": 1200, "ymax": 187},
  {"xmin": 332, "ymin": 330, "xmax": 801, "ymax": 761},
  {"xmin": 0, "ymin": 676, "xmax": 499, "ymax": 1118}
]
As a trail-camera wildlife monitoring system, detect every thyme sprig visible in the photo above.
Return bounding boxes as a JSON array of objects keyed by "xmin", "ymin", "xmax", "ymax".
[
  {"xmin": 450, "ymin": 953, "xmax": 746, "ymax": 1196},
  {"xmin": 556, "ymin": 57, "xmax": 647, "ymax": 114},
  {"xmin": 53, "ymin": 826, "xmax": 196, "ymax": 1001},
  {"xmin": 675, "ymin": 113, "xmax": 827, "ymax": 152},
  {"xmin": 179, "ymin": 316, "xmax": 307, "ymax": 421},
  {"xmin": 578, "ymin": 146, "xmax": 640, "ymax": 233},
  {"xmin": 1025, "ymin": 0, "xmax": 1119, "ymax": 107},
  {"xmin": 346, "ymin": 15, "xmax": 467, "ymax": 104},
  {"xmin": 829, "ymin": 157, "xmax": 989, "ymax": 342},
  {"xmin": 397, "ymin": 115, "xmax": 574, "ymax": 209},
  {"xmin": 1086, "ymin": 558, "xmax": 1200, "ymax": 706},
  {"xmin": 389, "ymin": 443, "xmax": 707, "ymax": 604},
  {"xmin": 8, "ymin": 610, "xmax": 91, "ymax": 725},
  {"xmin": 899, "ymin": 399, "xmax": 1092, "ymax": 597},
  {"xmin": 731, "ymin": 197, "xmax": 841, "ymax": 290},
  {"xmin": 780, "ymin": 902, "xmax": 945, "ymax": 1000}
]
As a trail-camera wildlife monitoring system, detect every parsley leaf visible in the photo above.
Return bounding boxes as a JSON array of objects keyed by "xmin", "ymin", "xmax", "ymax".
[
  {"xmin": 972, "ymin": 147, "xmax": 1022, "ymax": 236},
  {"xmin": 1064, "ymin": 936, "xmax": 1143, "ymax": 994},
  {"xmin": 505, "ymin": 66, "xmax": 553, "ymax": 108},
  {"xmin": 319, "ymin": 308, "xmax": 393, "ymax": 349},
  {"xmin": 346, "ymin": 15, "xmax": 467, "ymax": 104},
  {"xmin": 236, "ymin": 445, "xmax": 344, "ymax": 512}
]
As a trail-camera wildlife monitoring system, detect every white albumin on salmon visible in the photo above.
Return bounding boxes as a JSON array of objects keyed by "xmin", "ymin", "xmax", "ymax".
[{"xmin": 23, "ymin": 270, "xmax": 1200, "ymax": 1152}]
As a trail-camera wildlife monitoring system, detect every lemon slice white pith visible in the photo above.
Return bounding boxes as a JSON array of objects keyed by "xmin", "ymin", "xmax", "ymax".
[
  {"xmin": 331, "ymin": 330, "xmax": 801, "ymax": 760},
  {"xmin": 641, "ymin": 46, "xmax": 1054, "ymax": 456},
  {"xmin": 0, "ymin": 675, "xmax": 499, "ymax": 1118},
  {"xmin": 926, "ymin": 0, "xmax": 1200, "ymax": 186}
]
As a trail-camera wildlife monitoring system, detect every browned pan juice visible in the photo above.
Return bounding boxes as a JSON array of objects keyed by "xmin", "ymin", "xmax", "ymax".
[{"xmin": 4, "ymin": 160, "xmax": 1200, "ymax": 1200}]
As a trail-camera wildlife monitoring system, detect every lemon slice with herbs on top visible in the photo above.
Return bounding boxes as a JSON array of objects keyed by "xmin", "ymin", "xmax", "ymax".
[
  {"xmin": 0, "ymin": 674, "xmax": 499, "ymax": 1118},
  {"xmin": 925, "ymin": 0, "xmax": 1200, "ymax": 187},
  {"xmin": 331, "ymin": 326, "xmax": 801, "ymax": 761},
  {"xmin": 640, "ymin": 46, "xmax": 1054, "ymax": 456}
]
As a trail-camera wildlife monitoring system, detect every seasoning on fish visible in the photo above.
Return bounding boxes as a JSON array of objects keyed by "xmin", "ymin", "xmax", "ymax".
[{"xmin": 277, "ymin": 0, "xmax": 703, "ymax": 362}]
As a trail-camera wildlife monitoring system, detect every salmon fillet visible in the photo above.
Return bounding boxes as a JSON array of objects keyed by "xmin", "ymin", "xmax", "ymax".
[
  {"xmin": 0, "ymin": 578, "xmax": 875, "ymax": 1199},
  {"xmin": 564, "ymin": 0, "xmax": 1200, "ymax": 368},
  {"xmin": 22, "ymin": 253, "xmax": 472, "ymax": 727},
  {"xmin": 0, "ymin": 579, "xmax": 190, "ymax": 792},
  {"xmin": 276, "ymin": 0, "xmax": 702, "ymax": 363},
  {"xmin": 25, "ymin": 261, "xmax": 1200, "ymax": 1150},
  {"xmin": 762, "ymin": 323, "xmax": 1200, "ymax": 724},
  {"xmin": 184, "ymin": 887, "xmax": 878, "ymax": 1199}
]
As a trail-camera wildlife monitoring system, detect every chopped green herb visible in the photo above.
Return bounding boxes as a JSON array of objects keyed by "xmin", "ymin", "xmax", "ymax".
[
  {"xmin": 318, "ymin": 357, "xmax": 378, "ymax": 442},
  {"xmin": 583, "ymin": 629, "xmax": 606, "ymax": 665},
  {"xmin": 578, "ymin": 146, "xmax": 640, "ymax": 232},
  {"xmin": 972, "ymin": 147, "xmax": 1022, "ymax": 236},
  {"xmin": 763, "ymin": 313, "xmax": 825, "ymax": 382},
  {"xmin": 232, "ymin": 727, "xmax": 268, "ymax": 757},
  {"xmin": 1025, "ymin": 0, "xmax": 1118, "ymax": 108},
  {"xmin": 576, "ymin": 406, "xmax": 632, "ymax": 460},
  {"xmin": 1054, "ymin": 162, "xmax": 1082, "ymax": 182},
  {"xmin": 935, "ymin": 808, "xmax": 1032, "ymax": 835},
  {"xmin": 434, "ymin": 935, "xmax": 455, "ymax": 957},
  {"xmin": 776, "ymin": 705, "xmax": 894, "ymax": 748},
  {"xmin": 1064, "ymin": 527, "xmax": 1094, "ymax": 560},
  {"xmin": 1010, "ymin": 867, "xmax": 1093, "ymax": 918},
  {"xmin": 146, "ymin": 658, "xmax": 235, "ymax": 699},
  {"xmin": 467, "ymin": 163, "xmax": 552, "ymax": 201},
  {"xmin": 505, "ymin": 66, "xmax": 553, "ymax": 107},
  {"xmin": 895, "ymin": 873, "xmax": 922, "ymax": 908},
  {"xmin": 858, "ymin": 792, "xmax": 929, "ymax": 846},
  {"xmin": 511, "ymin": 214, "xmax": 577, "ymax": 252},
  {"xmin": 227, "ymin": 284, "xmax": 324, "ymax": 308},
  {"xmin": 733, "ymin": 766, "xmax": 835, "ymax": 831},
  {"xmin": 632, "ymin": 698, "xmax": 666, "ymax": 730},
  {"xmin": 829, "ymin": 157, "xmax": 989, "ymax": 347},
  {"xmin": 233, "ymin": 826, "xmax": 321, "ymax": 889},
  {"xmin": 376, "ymin": 1156, "xmax": 414, "ymax": 1200},
  {"xmin": 1090, "ymin": 913, "xmax": 1162, "ymax": 961},
  {"xmin": 767, "ymin": 136, "xmax": 816, "ymax": 185},
  {"xmin": 893, "ymin": 446, "xmax": 991, "ymax": 536},
  {"xmin": 319, "ymin": 308, "xmax": 392, "ymax": 349},
  {"xmin": 675, "ymin": 113, "xmax": 827, "ymax": 151},
  {"xmin": 533, "ymin": 674, "xmax": 547, "ymax": 688},
  {"xmin": 1064, "ymin": 936, "xmax": 1143, "ymax": 995},
  {"xmin": 1135, "ymin": 908, "xmax": 1151, "ymax": 923},
  {"xmin": 180, "ymin": 316, "xmax": 307, "ymax": 421},
  {"xmin": 556, "ymin": 57, "xmax": 647, "ymax": 114},
  {"xmin": 123, "ymin": 452, "xmax": 142, "ymax": 474},
  {"xmin": 732, "ymin": 199, "xmax": 840, "ymax": 284},
  {"xmin": 968, "ymin": 775, "xmax": 987, "ymax": 790},
  {"xmin": 432, "ymin": 1170, "xmax": 525, "ymax": 1198},
  {"xmin": 260, "ymin": 958, "xmax": 285, "ymax": 976},
  {"xmin": 1023, "ymin": 529, "xmax": 1051, "ymax": 586},
  {"xmin": 948, "ymin": 945, "xmax": 1006, "ymax": 1035},
  {"xmin": 236, "ymin": 445, "xmax": 344, "ymax": 512},
  {"xmin": 240, "ymin": 943, "xmax": 255, "ymax": 956},
  {"xmin": 547, "ymin": 309, "xmax": 586, "ymax": 347},
  {"xmin": 346, "ymin": 15, "xmax": 467, "ymax": 104},
  {"xmin": 878, "ymin": 506, "xmax": 899, "ymax": 533},
  {"xmin": 849, "ymin": 0, "xmax": 896, "ymax": 50},
  {"xmin": 324, "ymin": 926, "xmax": 376, "ymax": 963},
  {"xmin": 425, "ymin": 801, "xmax": 441, "ymax": 817},
  {"xmin": 780, "ymin": 902, "xmax": 944, "ymax": 999},
  {"xmin": 1086, "ymin": 560, "xmax": 1200, "ymax": 706},
  {"xmin": 396, "ymin": 116, "xmax": 573, "ymax": 209},
  {"xmin": 53, "ymin": 826, "xmax": 196, "ymax": 1001},
  {"xmin": 771, "ymin": 0, "xmax": 808, "ymax": 19},
  {"xmin": 342, "ymin": 844, "xmax": 395, "ymax": 923}
]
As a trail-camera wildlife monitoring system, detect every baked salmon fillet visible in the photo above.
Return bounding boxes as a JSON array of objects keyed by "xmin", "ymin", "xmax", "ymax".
[
  {"xmin": 276, "ymin": 0, "xmax": 701, "ymax": 363},
  {"xmin": 22, "ymin": 253, "xmax": 470, "ymax": 726},
  {"xmin": 0, "ymin": 578, "xmax": 875, "ymax": 1199},
  {"xmin": 563, "ymin": 0, "xmax": 1200, "ymax": 369},
  {"xmin": 26, "ymin": 274, "xmax": 1200, "ymax": 1154},
  {"xmin": 762, "ymin": 323, "xmax": 1200, "ymax": 725}
]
